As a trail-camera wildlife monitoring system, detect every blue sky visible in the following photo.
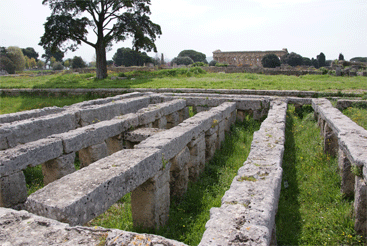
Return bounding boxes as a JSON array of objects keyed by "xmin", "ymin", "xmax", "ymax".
[{"xmin": 1, "ymin": 0, "xmax": 366, "ymax": 62}]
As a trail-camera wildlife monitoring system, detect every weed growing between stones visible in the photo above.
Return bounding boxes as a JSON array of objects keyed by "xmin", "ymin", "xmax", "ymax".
[
  {"xmin": 276, "ymin": 105, "xmax": 366, "ymax": 245},
  {"xmin": 23, "ymin": 165, "xmax": 44, "ymax": 195},
  {"xmin": 87, "ymin": 117, "xmax": 260, "ymax": 245}
]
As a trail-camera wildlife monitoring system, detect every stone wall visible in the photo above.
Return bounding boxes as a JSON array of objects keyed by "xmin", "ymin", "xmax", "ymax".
[
  {"xmin": 213, "ymin": 49, "xmax": 288, "ymax": 67},
  {"xmin": 312, "ymin": 99, "xmax": 367, "ymax": 236},
  {"xmin": 0, "ymin": 92, "xmax": 366, "ymax": 244}
]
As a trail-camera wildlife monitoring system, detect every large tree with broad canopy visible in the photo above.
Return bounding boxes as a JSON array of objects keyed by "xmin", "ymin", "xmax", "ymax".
[{"xmin": 40, "ymin": 0, "xmax": 162, "ymax": 79}]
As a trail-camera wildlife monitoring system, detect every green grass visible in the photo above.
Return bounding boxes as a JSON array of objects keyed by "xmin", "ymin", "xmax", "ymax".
[
  {"xmin": 1, "ymin": 70, "xmax": 367, "ymax": 93},
  {"xmin": 0, "ymin": 94, "xmax": 103, "ymax": 115},
  {"xmin": 276, "ymin": 105, "xmax": 366, "ymax": 245},
  {"xmin": 343, "ymin": 107, "xmax": 367, "ymax": 130},
  {"xmin": 87, "ymin": 117, "xmax": 260, "ymax": 245}
]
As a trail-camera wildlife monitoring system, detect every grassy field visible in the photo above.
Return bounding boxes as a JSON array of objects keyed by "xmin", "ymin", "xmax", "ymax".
[
  {"xmin": 343, "ymin": 107, "xmax": 367, "ymax": 130},
  {"xmin": 276, "ymin": 105, "xmax": 366, "ymax": 245},
  {"xmin": 1, "ymin": 69, "xmax": 367, "ymax": 93},
  {"xmin": 0, "ymin": 94, "xmax": 103, "ymax": 114}
]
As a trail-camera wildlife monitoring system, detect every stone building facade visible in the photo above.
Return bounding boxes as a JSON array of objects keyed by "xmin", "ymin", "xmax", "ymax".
[{"xmin": 213, "ymin": 48, "xmax": 288, "ymax": 67}]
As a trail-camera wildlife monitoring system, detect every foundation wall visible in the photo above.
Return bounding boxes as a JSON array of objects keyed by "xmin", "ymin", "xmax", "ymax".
[{"xmin": 312, "ymin": 98, "xmax": 367, "ymax": 236}]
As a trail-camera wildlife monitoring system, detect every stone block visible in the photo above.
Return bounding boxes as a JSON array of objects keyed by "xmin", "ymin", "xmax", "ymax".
[
  {"xmin": 324, "ymin": 126, "xmax": 338, "ymax": 157},
  {"xmin": 124, "ymin": 128, "xmax": 165, "ymax": 143},
  {"xmin": 79, "ymin": 96, "xmax": 149, "ymax": 126},
  {"xmin": 106, "ymin": 135, "xmax": 124, "ymax": 155},
  {"xmin": 0, "ymin": 171, "xmax": 27, "ymax": 208},
  {"xmin": 338, "ymin": 149, "xmax": 355, "ymax": 197},
  {"xmin": 59, "ymin": 114, "xmax": 138, "ymax": 153},
  {"xmin": 25, "ymin": 148, "xmax": 162, "ymax": 226},
  {"xmin": 42, "ymin": 153, "xmax": 76, "ymax": 185},
  {"xmin": 79, "ymin": 142, "xmax": 108, "ymax": 168},
  {"xmin": 0, "ymin": 138, "xmax": 63, "ymax": 177},
  {"xmin": 153, "ymin": 116, "xmax": 167, "ymax": 129},
  {"xmin": 0, "ymin": 207, "xmax": 188, "ymax": 246},
  {"xmin": 2, "ymin": 112, "xmax": 77, "ymax": 149},
  {"xmin": 166, "ymin": 111, "xmax": 180, "ymax": 128},
  {"xmin": 354, "ymin": 176, "xmax": 367, "ymax": 236},
  {"xmin": 131, "ymin": 163, "xmax": 171, "ymax": 229}
]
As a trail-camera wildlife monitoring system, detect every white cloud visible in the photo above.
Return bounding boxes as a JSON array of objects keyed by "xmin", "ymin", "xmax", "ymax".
[{"xmin": 250, "ymin": 0, "xmax": 316, "ymax": 7}]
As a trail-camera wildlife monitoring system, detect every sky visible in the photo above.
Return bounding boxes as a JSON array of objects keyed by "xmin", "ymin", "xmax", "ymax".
[{"xmin": 0, "ymin": 0, "xmax": 366, "ymax": 63}]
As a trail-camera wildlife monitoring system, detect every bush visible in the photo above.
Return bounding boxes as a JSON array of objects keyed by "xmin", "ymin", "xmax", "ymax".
[
  {"xmin": 52, "ymin": 62, "xmax": 64, "ymax": 70},
  {"xmin": 7, "ymin": 46, "xmax": 26, "ymax": 71},
  {"xmin": 209, "ymin": 60, "xmax": 218, "ymax": 66},
  {"xmin": 215, "ymin": 62, "xmax": 228, "ymax": 67},
  {"xmin": 281, "ymin": 52, "xmax": 303, "ymax": 67},
  {"xmin": 171, "ymin": 56, "xmax": 194, "ymax": 66},
  {"xmin": 71, "ymin": 56, "xmax": 87, "ymax": 69},
  {"xmin": 261, "ymin": 54, "xmax": 281, "ymax": 68},
  {"xmin": 0, "ymin": 56, "xmax": 16, "ymax": 74},
  {"xmin": 191, "ymin": 62, "xmax": 207, "ymax": 67}
]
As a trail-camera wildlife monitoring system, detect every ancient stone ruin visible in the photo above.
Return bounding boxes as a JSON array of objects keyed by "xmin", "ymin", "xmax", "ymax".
[
  {"xmin": 213, "ymin": 49, "xmax": 288, "ymax": 67},
  {"xmin": 0, "ymin": 91, "xmax": 366, "ymax": 245}
]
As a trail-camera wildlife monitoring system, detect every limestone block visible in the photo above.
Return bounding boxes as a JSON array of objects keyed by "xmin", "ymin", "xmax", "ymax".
[
  {"xmin": 179, "ymin": 107, "xmax": 190, "ymax": 122},
  {"xmin": 153, "ymin": 116, "xmax": 167, "ymax": 129},
  {"xmin": 170, "ymin": 147, "xmax": 190, "ymax": 198},
  {"xmin": 25, "ymin": 148, "xmax": 162, "ymax": 226},
  {"xmin": 131, "ymin": 162, "xmax": 171, "ymax": 229},
  {"xmin": 124, "ymin": 128, "xmax": 165, "ymax": 143},
  {"xmin": 354, "ymin": 176, "xmax": 367, "ymax": 236},
  {"xmin": 338, "ymin": 149, "xmax": 355, "ymax": 197},
  {"xmin": 236, "ymin": 109, "xmax": 248, "ymax": 122},
  {"xmin": 205, "ymin": 132, "xmax": 218, "ymax": 161},
  {"xmin": 166, "ymin": 111, "xmax": 180, "ymax": 128},
  {"xmin": 79, "ymin": 142, "xmax": 108, "ymax": 168},
  {"xmin": 324, "ymin": 127, "xmax": 338, "ymax": 157},
  {"xmin": 0, "ymin": 207, "xmax": 188, "ymax": 246},
  {"xmin": 106, "ymin": 135, "xmax": 124, "ymax": 155},
  {"xmin": 196, "ymin": 106, "xmax": 211, "ymax": 113},
  {"xmin": 79, "ymin": 96, "xmax": 149, "ymax": 126},
  {"xmin": 2, "ymin": 112, "xmax": 76, "ymax": 149},
  {"xmin": 42, "ymin": 153, "xmax": 76, "ymax": 185},
  {"xmin": 0, "ymin": 106, "xmax": 64, "ymax": 124},
  {"xmin": 59, "ymin": 113, "xmax": 138, "ymax": 153},
  {"xmin": 0, "ymin": 171, "xmax": 27, "ymax": 208},
  {"xmin": 0, "ymin": 138, "xmax": 63, "ymax": 177}
]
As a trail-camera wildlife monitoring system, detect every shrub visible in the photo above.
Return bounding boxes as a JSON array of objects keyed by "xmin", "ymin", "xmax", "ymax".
[
  {"xmin": 171, "ymin": 56, "xmax": 194, "ymax": 66},
  {"xmin": 209, "ymin": 60, "xmax": 218, "ymax": 66},
  {"xmin": 215, "ymin": 62, "xmax": 228, "ymax": 67},
  {"xmin": 52, "ymin": 62, "xmax": 64, "ymax": 70},
  {"xmin": 261, "ymin": 54, "xmax": 281, "ymax": 68},
  {"xmin": 191, "ymin": 62, "xmax": 207, "ymax": 67},
  {"xmin": 71, "ymin": 56, "xmax": 87, "ymax": 69},
  {"xmin": 0, "ymin": 56, "xmax": 16, "ymax": 74}
]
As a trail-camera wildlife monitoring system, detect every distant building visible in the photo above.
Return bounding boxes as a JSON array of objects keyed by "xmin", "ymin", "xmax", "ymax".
[{"xmin": 213, "ymin": 49, "xmax": 288, "ymax": 67}]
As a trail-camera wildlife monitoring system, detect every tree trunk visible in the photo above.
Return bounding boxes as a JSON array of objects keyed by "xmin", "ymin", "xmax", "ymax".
[{"xmin": 95, "ymin": 41, "xmax": 107, "ymax": 79}]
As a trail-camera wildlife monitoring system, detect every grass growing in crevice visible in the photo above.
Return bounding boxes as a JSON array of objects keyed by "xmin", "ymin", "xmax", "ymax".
[
  {"xmin": 23, "ymin": 165, "xmax": 44, "ymax": 195},
  {"xmin": 343, "ymin": 107, "xmax": 367, "ymax": 130},
  {"xmin": 88, "ymin": 117, "xmax": 260, "ymax": 245},
  {"xmin": 276, "ymin": 105, "xmax": 366, "ymax": 245}
]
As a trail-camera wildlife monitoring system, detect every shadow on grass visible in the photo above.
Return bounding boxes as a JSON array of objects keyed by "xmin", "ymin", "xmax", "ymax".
[{"xmin": 275, "ymin": 110, "xmax": 302, "ymax": 245}]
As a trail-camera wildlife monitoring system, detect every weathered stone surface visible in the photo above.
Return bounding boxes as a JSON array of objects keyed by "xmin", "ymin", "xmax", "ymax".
[
  {"xmin": 79, "ymin": 96, "xmax": 150, "ymax": 126},
  {"xmin": 79, "ymin": 142, "xmax": 108, "ymax": 168},
  {"xmin": 0, "ymin": 171, "xmax": 28, "ymax": 208},
  {"xmin": 170, "ymin": 147, "xmax": 190, "ymax": 197},
  {"xmin": 354, "ymin": 176, "xmax": 367, "ymax": 236},
  {"xmin": 42, "ymin": 153, "xmax": 76, "ymax": 185},
  {"xmin": 25, "ymin": 148, "xmax": 162, "ymax": 226},
  {"xmin": 200, "ymin": 99, "xmax": 287, "ymax": 246},
  {"xmin": 131, "ymin": 162, "xmax": 171, "ymax": 229},
  {"xmin": 124, "ymin": 128, "xmax": 165, "ymax": 143},
  {"xmin": 1, "ymin": 112, "xmax": 77, "ymax": 149},
  {"xmin": 58, "ymin": 113, "xmax": 138, "ymax": 153},
  {"xmin": 338, "ymin": 149, "xmax": 355, "ymax": 197},
  {"xmin": 0, "ymin": 106, "xmax": 64, "ymax": 124},
  {"xmin": 0, "ymin": 137, "xmax": 63, "ymax": 177},
  {"xmin": 0, "ymin": 207, "xmax": 188, "ymax": 246},
  {"xmin": 137, "ymin": 99, "xmax": 186, "ymax": 125}
]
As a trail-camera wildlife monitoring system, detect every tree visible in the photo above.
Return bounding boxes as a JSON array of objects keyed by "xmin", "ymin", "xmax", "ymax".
[
  {"xmin": 29, "ymin": 58, "xmax": 37, "ymax": 69},
  {"xmin": 37, "ymin": 60, "xmax": 45, "ymax": 69},
  {"xmin": 311, "ymin": 58, "xmax": 319, "ymax": 68},
  {"xmin": 261, "ymin": 54, "xmax": 281, "ymax": 68},
  {"xmin": 339, "ymin": 53, "xmax": 344, "ymax": 61},
  {"xmin": 178, "ymin": 50, "xmax": 206, "ymax": 63},
  {"xmin": 317, "ymin": 52, "xmax": 326, "ymax": 67},
  {"xmin": 64, "ymin": 59, "xmax": 71, "ymax": 69},
  {"xmin": 302, "ymin": 57, "xmax": 312, "ymax": 66},
  {"xmin": 0, "ymin": 56, "xmax": 16, "ymax": 74},
  {"xmin": 42, "ymin": 47, "xmax": 64, "ymax": 66},
  {"xmin": 281, "ymin": 52, "xmax": 303, "ymax": 67},
  {"xmin": 22, "ymin": 47, "xmax": 39, "ymax": 61},
  {"xmin": 7, "ymin": 46, "xmax": 26, "ymax": 72},
  {"xmin": 350, "ymin": 57, "xmax": 367, "ymax": 63},
  {"xmin": 209, "ymin": 60, "xmax": 218, "ymax": 66},
  {"xmin": 53, "ymin": 62, "xmax": 64, "ymax": 70},
  {"xmin": 71, "ymin": 56, "xmax": 87, "ymax": 69},
  {"xmin": 171, "ymin": 56, "xmax": 194, "ymax": 66},
  {"xmin": 112, "ymin": 47, "xmax": 153, "ymax": 67},
  {"xmin": 40, "ymin": 0, "xmax": 162, "ymax": 79}
]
